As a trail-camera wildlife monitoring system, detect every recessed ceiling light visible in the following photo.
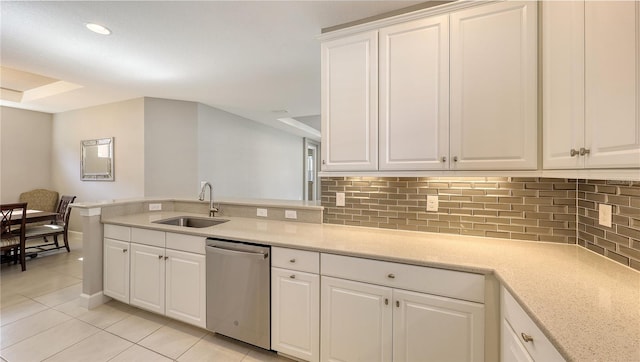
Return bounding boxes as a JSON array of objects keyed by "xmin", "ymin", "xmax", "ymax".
[{"xmin": 85, "ymin": 23, "xmax": 111, "ymax": 35}]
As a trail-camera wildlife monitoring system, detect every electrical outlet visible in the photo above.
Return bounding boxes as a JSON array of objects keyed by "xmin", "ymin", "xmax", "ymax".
[
  {"xmin": 426, "ymin": 195, "xmax": 439, "ymax": 212},
  {"xmin": 285, "ymin": 210, "xmax": 297, "ymax": 219},
  {"xmin": 599, "ymin": 204, "xmax": 612, "ymax": 227},
  {"xmin": 257, "ymin": 208, "xmax": 268, "ymax": 217},
  {"xmin": 336, "ymin": 192, "xmax": 346, "ymax": 207},
  {"xmin": 149, "ymin": 203, "xmax": 162, "ymax": 211}
]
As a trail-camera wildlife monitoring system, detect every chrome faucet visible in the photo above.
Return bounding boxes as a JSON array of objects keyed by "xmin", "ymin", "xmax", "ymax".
[{"xmin": 199, "ymin": 182, "xmax": 219, "ymax": 217}]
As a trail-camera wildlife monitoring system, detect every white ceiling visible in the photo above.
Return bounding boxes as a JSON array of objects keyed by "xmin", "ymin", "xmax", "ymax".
[{"xmin": 0, "ymin": 0, "xmax": 424, "ymax": 139}]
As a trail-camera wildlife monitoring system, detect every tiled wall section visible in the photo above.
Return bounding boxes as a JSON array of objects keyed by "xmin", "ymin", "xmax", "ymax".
[
  {"xmin": 321, "ymin": 177, "xmax": 578, "ymax": 244},
  {"xmin": 322, "ymin": 176, "xmax": 640, "ymax": 271},
  {"xmin": 577, "ymin": 180, "xmax": 640, "ymax": 271}
]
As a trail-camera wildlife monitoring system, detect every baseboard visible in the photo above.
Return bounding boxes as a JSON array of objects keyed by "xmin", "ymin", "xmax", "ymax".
[
  {"xmin": 79, "ymin": 291, "xmax": 111, "ymax": 309},
  {"xmin": 68, "ymin": 230, "xmax": 83, "ymax": 239}
]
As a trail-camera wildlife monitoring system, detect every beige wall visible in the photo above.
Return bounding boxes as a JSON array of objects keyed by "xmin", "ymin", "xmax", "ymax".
[{"xmin": 0, "ymin": 107, "xmax": 53, "ymax": 203}]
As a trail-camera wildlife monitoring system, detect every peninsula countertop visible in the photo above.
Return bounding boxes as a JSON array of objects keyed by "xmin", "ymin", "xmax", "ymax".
[{"xmin": 102, "ymin": 211, "xmax": 640, "ymax": 362}]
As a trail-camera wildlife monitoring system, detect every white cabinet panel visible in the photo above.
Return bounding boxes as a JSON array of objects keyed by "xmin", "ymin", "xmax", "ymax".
[
  {"xmin": 321, "ymin": 276, "xmax": 392, "ymax": 362},
  {"xmin": 103, "ymin": 238, "xmax": 130, "ymax": 303},
  {"xmin": 321, "ymin": 31, "xmax": 378, "ymax": 171},
  {"xmin": 165, "ymin": 249, "xmax": 206, "ymax": 328},
  {"xmin": 130, "ymin": 243, "xmax": 165, "ymax": 315},
  {"xmin": 450, "ymin": 1, "xmax": 538, "ymax": 170},
  {"xmin": 585, "ymin": 1, "xmax": 640, "ymax": 168},
  {"xmin": 272, "ymin": 268, "xmax": 319, "ymax": 362},
  {"xmin": 542, "ymin": 1, "xmax": 585, "ymax": 169},
  {"xmin": 379, "ymin": 15, "xmax": 449, "ymax": 170},
  {"xmin": 502, "ymin": 319, "xmax": 534, "ymax": 362},
  {"xmin": 393, "ymin": 289, "xmax": 485, "ymax": 362}
]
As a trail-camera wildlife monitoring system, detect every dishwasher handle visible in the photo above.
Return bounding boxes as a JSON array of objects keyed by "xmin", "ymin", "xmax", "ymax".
[{"xmin": 206, "ymin": 245, "xmax": 269, "ymax": 259}]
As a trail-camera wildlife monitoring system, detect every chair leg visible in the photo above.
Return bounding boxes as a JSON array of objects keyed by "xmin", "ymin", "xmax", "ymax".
[
  {"xmin": 52, "ymin": 235, "xmax": 59, "ymax": 248},
  {"xmin": 19, "ymin": 245, "xmax": 25, "ymax": 271},
  {"xmin": 63, "ymin": 233, "xmax": 70, "ymax": 252}
]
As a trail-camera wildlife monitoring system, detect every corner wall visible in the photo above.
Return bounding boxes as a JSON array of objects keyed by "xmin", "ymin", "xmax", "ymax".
[{"xmin": 0, "ymin": 107, "xmax": 53, "ymax": 203}]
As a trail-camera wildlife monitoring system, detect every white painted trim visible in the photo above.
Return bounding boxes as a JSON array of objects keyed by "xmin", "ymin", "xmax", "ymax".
[
  {"xmin": 319, "ymin": 169, "xmax": 640, "ymax": 181},
  {"xmin": 79, "ymin": 291, "xmax": 111, "ymax": 309},
  {"xmin": 68, "ymin": 230, "xmax": 83, "ymax": 239}
]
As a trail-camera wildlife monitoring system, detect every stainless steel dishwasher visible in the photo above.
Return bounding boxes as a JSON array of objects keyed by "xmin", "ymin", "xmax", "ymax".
[{"xmin": 206, "ymin": 238, "xmax": 271, "ymax": 350}]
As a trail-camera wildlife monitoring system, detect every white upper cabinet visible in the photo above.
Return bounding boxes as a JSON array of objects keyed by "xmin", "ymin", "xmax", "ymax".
[
  {"xmin": 321, "ymin": 31, "xmax": 378, "ymax": 171},
  {"xmin": 544, "ymin": 1, "xmax": 640, "ymax": 169},
  {"xmin": 379, "ymin": 15, "xmax": 450, "ymax": 170},
  {"xmin": 450, "ymin": 1, "xmax": 538, "ymax": 170}
]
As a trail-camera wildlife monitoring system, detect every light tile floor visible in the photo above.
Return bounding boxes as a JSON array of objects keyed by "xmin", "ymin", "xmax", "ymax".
[{"xmin": 0, "ymin": 235, "xmax": 293, "ymax": 362}]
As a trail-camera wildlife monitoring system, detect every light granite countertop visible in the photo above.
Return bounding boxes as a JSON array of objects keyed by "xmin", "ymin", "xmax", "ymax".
[{"xmin": 102, "ymin": 211, "xmax": 640, "ymax": 362}]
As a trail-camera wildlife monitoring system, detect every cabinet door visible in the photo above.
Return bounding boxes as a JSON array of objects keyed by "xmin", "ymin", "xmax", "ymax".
[
  {"xmin": 321, "ymin": 31, "xmax": 378, "ymax": 171},
  {"xmin": 320, "ymin": 276, "xmax": 392, "ymax": 362},
  {"xmin": 450, "ymin": 1, "xmax": 538, "ymax": 170},
  {"xmin": 542, "ymin": 1, "xmax": 585, "ymax": 169},
  {"xmin": 501, "ymin": 319, "xmax": 534, "ymax": 362},
  {"xmin": 393, "ymin": 289, "xmax": 485, "ymax": 362},
  {"xmin": 165, "ymin": 249, "xmax": 206, "ymax": 328},
  {"xmin": 585, "ymin": 1, "xmax": 640, "ymax": 168},
  {"xmin": 130, "ymin": 243, "xmax": 165, "ymax": 315},
  {"xmin": 379, "ymin": 15, "xmax": 449, "ymax": 170},
  {"xmin": 103, "ymin": 238, "xmax": 130, "ymax": 303},
  {"xmin": 272, "ymin": 268, "xmax": 320, "ymax": 362}
]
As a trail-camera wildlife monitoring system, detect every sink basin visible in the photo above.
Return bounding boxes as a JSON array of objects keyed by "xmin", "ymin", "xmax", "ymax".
[{"xmin": 153, "ymin": 216, "xmax": 229, "ymax": 228}]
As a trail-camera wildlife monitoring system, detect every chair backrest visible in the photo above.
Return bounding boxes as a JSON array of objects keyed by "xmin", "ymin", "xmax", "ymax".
[
  {"xmin": 56, "ymin": 195, "xmax": 77, "ymax": 226},
  {"xmin": 19, "ymin": 189, "xmax": 59, "ymax": 212},
  {"xmin": 1, "ymin": 202, "xmax": 27, "ymax": 241}
]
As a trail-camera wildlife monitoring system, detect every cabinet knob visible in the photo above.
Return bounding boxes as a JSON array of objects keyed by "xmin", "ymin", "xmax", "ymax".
[
  {"xmin": 396, "ymin": 300, "xmax": 400, "ymax": 308},
  {"xmin": 122, "ymin": 249, "xmax": 128, "ymax": 253},
  {"xmin": 579, "ymin": 147, "xmax": 591, "ymax": 156},
  {"xmin": 387, "ymin": 273, "xmax": 395, "ymax": 279},
  {"xmin": 441, "ymin": 156, "xmax": 446, "ymax": 163},
  {"xmin": 453, "ymin": 156, "xmax": 458, "ymax": 162},
  {"xmin": 158, "ymin": 255, "xmax": 163, "ymax": 259},
  {"xmin": 164, "ymin": 256, "xmax": 169, "ymax": 260},
  {"xmin": 570, "ymin": 149, "xmax": 579, "ymax": 157},
  {"xmin": 290, "ymin": 274, "xmax": 296, "ymax": 279},
  {"xmin": 289, "ymin": 258, "xmax": 296, "ymax": 263},
  {"xmin": 521, "ymin": 333, "xmax": 534, "ymax": 343},
  {"xmin": 322, "ymin": 160, "xmax": 326, "ymax": 165},
  {"xmin": 384, "ymin": 298, "xmax": 389, "ymax": 305}
]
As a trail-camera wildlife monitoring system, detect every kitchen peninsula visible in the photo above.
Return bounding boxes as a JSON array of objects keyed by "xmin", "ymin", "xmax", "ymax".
[{"xmin": 72, "ymin": 197, "xmax": 640, "ymax": 362}]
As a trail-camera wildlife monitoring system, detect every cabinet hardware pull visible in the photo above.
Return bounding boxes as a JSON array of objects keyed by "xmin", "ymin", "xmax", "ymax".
[
  {"xmin": 158, "ymin": 255, "xmax": 163, "ymax": 259},
  {"xmin": 453, "ymin": 156, "xmax": 458, "ymax": 162},
  {"xmin": 385, "ymin": 298, "xmax": 389, "ymax": 305},
  {"xmin": 164, "ymin": 256, "xmax": 168, "ymax": 260},
  {"xmin": 322, "ymin": 160, "xmax": 326, "ymax": 165},
  {"xmin": 290, "ymin": 275, "xmax": 296, "ymax": 279},
  {"xmin": 396, "ymin": 300, "xmax": 400, "ymax": 307},
  {"xmin": 570, "ymin": 149, "xmax": 579, "ymax": 157},
  {"xmin": 579, "ymin": 147, "xmax": 591, "ymax": 156},
  {"xmin": 387, "ymin": 273, "xmax": 395, "ymax": 279},
  {"xmin": 122, "ymin": 249, "xmax": 127, "ymax": 253},
  {"xmin": 521, "ymin": 333, "xmax": 534, "ymax": 343},
  {"xmin": 290, "ymin": 258, "xmax": 296, "ymax": 263},
  {"xmin": 441, "ymin": 156, "xmax": 446, "ymax": 163}
]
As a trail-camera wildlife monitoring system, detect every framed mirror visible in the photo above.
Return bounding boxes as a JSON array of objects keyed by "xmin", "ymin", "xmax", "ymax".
[{"xmin": 81, "ymin": 137, "xmax": 114, "ymax": 181}]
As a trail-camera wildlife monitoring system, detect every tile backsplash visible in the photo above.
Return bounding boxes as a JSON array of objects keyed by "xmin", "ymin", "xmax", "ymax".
[{"xmin": 321, "ymin": 176, "xmax": 640, "ymax": 271}]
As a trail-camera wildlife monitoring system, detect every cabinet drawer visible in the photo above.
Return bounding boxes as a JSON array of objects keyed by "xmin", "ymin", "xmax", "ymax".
[
  {"xmin": 131, "ymin": 227, "xmax": 165, "ymax": 248},
  {"xmin": 321, "ymin": 253, "xmax": 484, "ymax": 303},
  {"xmin": 501, "ymin": 287, "xmax": 565, "ymax": 362},
  {"xmin": 166, "ymin": 233, "xmax": 206, "ymax": 255},
  {"xmin": 272, "ymin": 247, "xmax": 319, "ymax": 273},
  {"xmin": 104, "ymin": 224, "xmax": 131, "ymax": 241}
]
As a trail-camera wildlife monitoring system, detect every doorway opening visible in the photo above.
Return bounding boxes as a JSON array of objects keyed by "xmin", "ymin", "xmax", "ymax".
[{"xmin": 303, "ymin": 138, "xmax": 321, "ymax": 201}]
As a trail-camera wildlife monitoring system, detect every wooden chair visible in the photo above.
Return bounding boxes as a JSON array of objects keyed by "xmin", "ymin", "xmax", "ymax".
[
  {"xmin": 25, "ymin": 196, "xmax": 76, "ymax": 253},
  {"xmin": 1, "ymin": 203, "xmax": 27, "ymax": 271}
]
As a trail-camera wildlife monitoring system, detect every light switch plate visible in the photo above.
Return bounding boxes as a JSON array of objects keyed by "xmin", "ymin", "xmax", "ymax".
[
  {"xmin": 336, "ymin": 192, "xmax": 346, "ymax": 207},
  {"xmin": 257, "ymin": 208, "xmax": 268, "ymax": 217},
  {"xmin": 599, "ymin": 204, "xmax": 612, "ymax": 227},
  {"xmin": 426, "ymin": 195, "xmax": 439, "ymax": 212},
  {"xmin": 285, "ymin": 210, "xmax": 297, "ymax": 219},
  {"xmin": 149, "ymin": 203, "xmax": 162, "ymax": 211}
]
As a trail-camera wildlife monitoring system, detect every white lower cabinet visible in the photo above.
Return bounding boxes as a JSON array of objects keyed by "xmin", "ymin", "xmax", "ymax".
[
  {"xmin": 320, "ymin": 254, "xmax": 485, "ymax": 362},
  {"xmin": 130, "ymin": 243, "xmax": 165, "ymax": 315},
  {"xmin": 103, "ymin": 225, "xmax": 206, "ymax": 329},
  {"xmin": 103, "ymin": 238, "xmax": 130, "ymax": 303},
  {"xmin": 501, "ymin": 287, "xmax": 564, "ymax": 362}
]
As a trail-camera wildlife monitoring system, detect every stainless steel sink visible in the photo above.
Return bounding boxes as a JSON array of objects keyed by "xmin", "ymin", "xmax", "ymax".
[{"xmin": 153, "ymin": 216, "xmax": 229, "ymax": 228}]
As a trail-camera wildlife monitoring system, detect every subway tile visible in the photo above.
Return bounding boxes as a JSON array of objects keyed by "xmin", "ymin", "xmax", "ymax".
[
  {"xmin": 586, "ymin": 242, "xmax": 605, "ymax": 255},
  {"xmin": 605, "ymin": 250, "xmax": 630, "ymax": 266},
  {"xmin": 595, "ymin": 237, "xmax": 617, "ymax": 251},
  {"xmin": 511, "ymin": 233, "xmax": 539, "ymax": 241},
  {"xmin": 597, "ymin": 185, "xmax": 618, "ymax": 194},
  {"xmin": 607, "ymin": 195, "xmax": 630, "ymax": 206}
]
